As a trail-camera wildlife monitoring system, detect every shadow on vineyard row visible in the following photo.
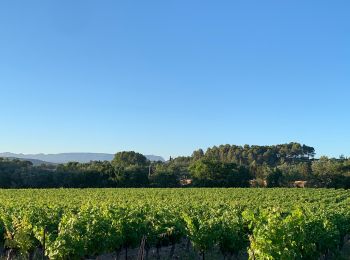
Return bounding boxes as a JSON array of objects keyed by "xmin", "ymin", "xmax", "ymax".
[{"xmin": 0, "ymin": 235, "xmax": 350, "ymax": 260}]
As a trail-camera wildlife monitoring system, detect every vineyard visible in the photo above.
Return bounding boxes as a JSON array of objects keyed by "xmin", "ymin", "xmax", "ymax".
[{"xmin": 0, "ymin": 188, "xmax": 350, "ymax": 259}]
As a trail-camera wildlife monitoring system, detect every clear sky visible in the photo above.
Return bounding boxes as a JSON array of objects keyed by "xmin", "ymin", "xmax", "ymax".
[{"xmin": 0, "ymin": 1, "xmax": 349, "ymax": 159}]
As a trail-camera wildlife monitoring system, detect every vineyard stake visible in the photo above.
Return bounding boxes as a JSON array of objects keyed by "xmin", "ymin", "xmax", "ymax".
[
  {"xmin": 137, "ymin": 235, "xmax": 146, "ymax": 260},
  {"xmin": 169, "ymin": 243, "xmax": 175, "ymax": 259},
  {"xmin": 42, "ymin": 227, "xmax": 46, "ymax": 260},
  {"xmin": 6, "ymin": 249, "xmax": 14, "ymax": 260}
]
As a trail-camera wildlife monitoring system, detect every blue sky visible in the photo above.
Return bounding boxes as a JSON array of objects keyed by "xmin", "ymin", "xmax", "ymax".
[{"xmin": 0, "ymin": 0, "xmax": 349, "ymax": 159}]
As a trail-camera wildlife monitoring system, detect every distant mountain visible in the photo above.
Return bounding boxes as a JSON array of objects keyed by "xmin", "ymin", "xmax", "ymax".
[
  {"xmin": 2, "ymin": 157, "xmax": 56, "ymax": 166},
  {"xmin": 144, "ymin": 155, "xmax": 165, "ymax": 162},
  {"xmin": 0, "ymin": 152, "xmax": 165, "ymax": 164}
]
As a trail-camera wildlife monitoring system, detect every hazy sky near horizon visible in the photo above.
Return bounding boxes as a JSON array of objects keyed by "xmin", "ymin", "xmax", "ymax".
[{"xmin": 0, "ymin": 1, "xmax": 349, "ymax": 159}]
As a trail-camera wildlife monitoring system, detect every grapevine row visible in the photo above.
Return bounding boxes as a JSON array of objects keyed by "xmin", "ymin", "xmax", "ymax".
[{"xmin": 0, "ymin": 188, "xmax": 349, "ymax": 259}]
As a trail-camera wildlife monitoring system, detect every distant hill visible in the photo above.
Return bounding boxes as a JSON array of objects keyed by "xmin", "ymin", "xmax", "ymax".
[
  {"xmin": 1, "ymin": 157, "xmax": 56, "ymax": 166},
  {"xmin": 0, "ymin": 152, "xmax": 165, "ymax": 164},
  {"xmin": 144, "ymin": 155, "xmax": 165, "ymax": 162}
]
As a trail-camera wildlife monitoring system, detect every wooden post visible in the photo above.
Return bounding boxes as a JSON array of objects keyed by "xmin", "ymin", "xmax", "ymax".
[
  {"xmin": 169, "ymin": 243, "xmax": 175, "ymax": 259},
  {"xmin": 137, "ymin": 236, "xmax": 146, "ymax": 260},
  {"xmin": 42, "ymin": 227, "xmax": 46, "ymax": 260},
  {"xmin": 6, "ymin": 249, "xmax": 14, "ymax": 260}
]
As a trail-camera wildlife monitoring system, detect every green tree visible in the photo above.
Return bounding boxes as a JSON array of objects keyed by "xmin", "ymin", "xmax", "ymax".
[
  {"xmin": 189, "ymin": 159, "xmax": 250, "ymax": 187},
  {"xmin": 111, "ymin": 151, "xmax": 148, "ymax": 168},
  {"xmin": 149, "ymin": 164, "xmax": 180, "ymax": 187},
  {"xmin": 266, "ymin": 168, "xmax": 284, "ymax": 187},
  {"xmin": 111, "ymin": 151, "xmax": 150, "ymax": 187}
]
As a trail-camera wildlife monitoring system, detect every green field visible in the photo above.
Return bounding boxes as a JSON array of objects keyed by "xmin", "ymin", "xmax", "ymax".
[{"xmin": 0, "ymin": 188, "xmax": 350, "ymax": 259}]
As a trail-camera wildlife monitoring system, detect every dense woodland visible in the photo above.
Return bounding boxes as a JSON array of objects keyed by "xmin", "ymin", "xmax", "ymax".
[{"xmin": 0, "ymin": 142, "xmax": 349, "ymax": 188}]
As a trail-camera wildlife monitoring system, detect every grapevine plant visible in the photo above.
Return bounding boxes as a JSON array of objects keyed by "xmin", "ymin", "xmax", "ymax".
[{"xmin": 0, "ymin": 188, "xmax": 348, "ymax": 259}]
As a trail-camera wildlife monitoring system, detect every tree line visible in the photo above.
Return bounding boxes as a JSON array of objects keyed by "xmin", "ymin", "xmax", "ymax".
[{"xmin": 0, "ymin": 143, "xmax": 349, "ymax": 188}]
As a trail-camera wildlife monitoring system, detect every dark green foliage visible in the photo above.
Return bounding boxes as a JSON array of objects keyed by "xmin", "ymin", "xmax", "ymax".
[
  {"xmin": 112, "ymin": 151, "xmax": 148, "ymax": 168},
  {"xmin": 203, "ymin": 142, "xmax": 315, "ymax": 166},
  {"xmin": 189, "ymin": 159, "xmax": 251, "ymax": 187},
  {"xmin": 114, "ymin": 165, "xmax": 149, "ymax": 187},
  {"xmin": 111, "ymin": 151, "xmax": 150, "ymax": 187},
  {"xmin": 0, "ymin": 143, "xmax": 349, "ymax": 188},
  {"xmin": 149, "ymin": 164, "xmax": 180, "ymax": 187},
  {"xmin": 266, "ymin": 168, "xmax": 284, "ymax": 187},
  {"xmin": 0, "ymin": 158, "xmax": 32, "ymax": 188}
]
